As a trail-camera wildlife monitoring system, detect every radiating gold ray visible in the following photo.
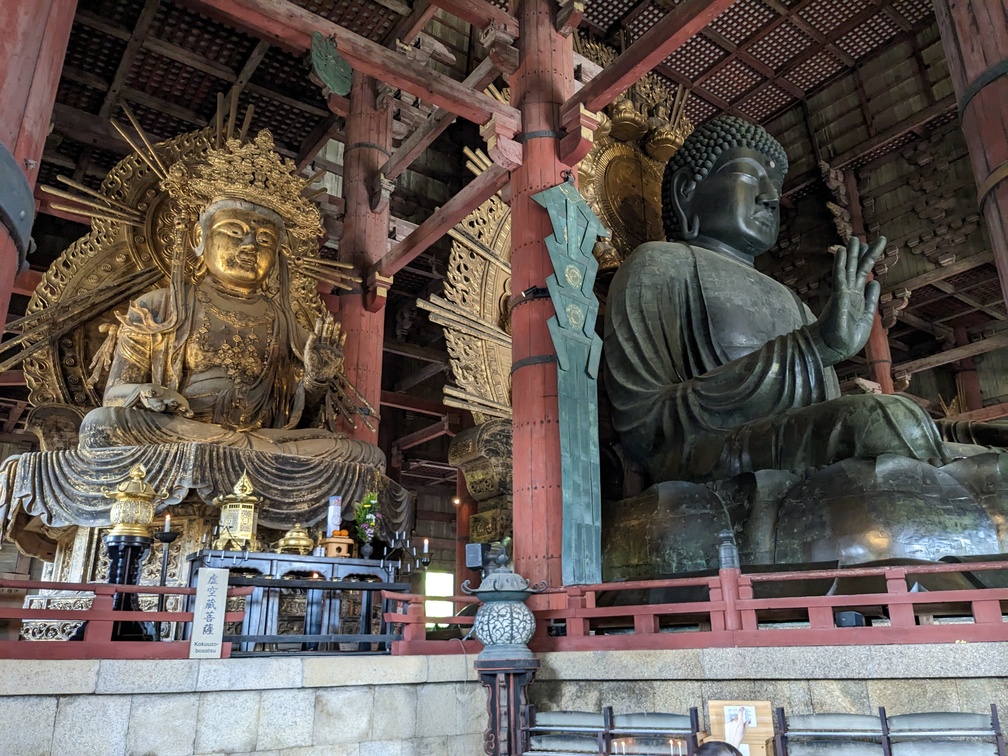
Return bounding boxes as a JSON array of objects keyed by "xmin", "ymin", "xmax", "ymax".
[
  {"xmin": 119, "ymin": 102, "xmax": 169, "ymax": 178},
  {"xmin": 56, "ymin": 176, "xmax": 137, "ymax": 214}
]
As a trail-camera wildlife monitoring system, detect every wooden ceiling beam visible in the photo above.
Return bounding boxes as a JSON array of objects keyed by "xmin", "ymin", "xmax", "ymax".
[
  {"xmin": 893, "ymin": 332, "xmax": 1008, "ymax": 377},
  {"xmin": 383, "ymin": 340, "xmax": 448, "ymax": 364},
  {"xmin": 381, "ymin": 56, "xmax": 497, "ymax": 182},
  {"xmin": 567, "ymin": 0, "xmax": 737, "ymax": 114},
  {"xmin": 946, "ymin": 402, "xmax": 1008, "ymax": 423},
  {"xmin": 372, "ymin": 163, "xmax": 509, "ymax": 278},
  {"xmin": 380, "ymin": 390, "xmax": 448, "ymax": 416},
  {"xmin": 228, "ymin": 39, "xmax": 271, "ymax": 103},
  {"xmin": 883, "ymin": 249, "xmax": 991, "ymax": 294},
  {"xmin": 898, "ymin": 309, "xmax": 954, "ymax": 341},
  {"xmin": 394, "ymin": 360, "xmax": 448, "ymax": 392},
  {"xmin": 186, "ymin": 0, "xmax": 519, "ymax": 129},
  {"xmin": 383, "ymin": 1, "xmax": 437, "ymax": 46},
  {"xmin": 393, "ymin": 417, "xmax": 456, "ymax": 451},
  {"xmin": 425, "ymin": 0, "xmax": 519, "ymax": 38},
  {"xmin": 100, "ymin": 0, "xmax": 162, "ymax": 120}
]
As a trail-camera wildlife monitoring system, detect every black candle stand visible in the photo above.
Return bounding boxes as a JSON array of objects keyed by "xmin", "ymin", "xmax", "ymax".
[{"xmin": 103, "ymin": 533, "xmax": 157, "ymax": 642}]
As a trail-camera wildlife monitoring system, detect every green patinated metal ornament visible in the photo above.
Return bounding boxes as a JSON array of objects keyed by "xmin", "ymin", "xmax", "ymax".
[
  {"xmin": 311, "ymin": 32, "xmax": 352, "ymax": 96},
  {"xmin": 532, "ymin": 174, "xmax": 609, "ymax": 586}
]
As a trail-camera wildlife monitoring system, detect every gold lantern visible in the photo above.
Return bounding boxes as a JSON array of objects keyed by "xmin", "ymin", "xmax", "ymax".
[
  {"xmin": 103, "ymin": 464, "xmax": 160, "ymax": 537},
  {"xmin": 212, "ymin": 471, "xmax": 261, "ymax": 551}
]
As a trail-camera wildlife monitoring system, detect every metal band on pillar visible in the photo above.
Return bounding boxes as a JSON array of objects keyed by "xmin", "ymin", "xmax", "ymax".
[
  {"xmin": 978, "ymin": 161, "xmax": 1008, "ymax": 207},
  {"xmin": 958, "ymin": 59, "xmax": 1008, "ymax": 118}
]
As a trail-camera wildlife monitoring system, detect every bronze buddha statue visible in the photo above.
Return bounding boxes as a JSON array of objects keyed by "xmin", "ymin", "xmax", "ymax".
[{"xmin": 602, "ymin": 115, "xmax": 1008, "ymax": 575}]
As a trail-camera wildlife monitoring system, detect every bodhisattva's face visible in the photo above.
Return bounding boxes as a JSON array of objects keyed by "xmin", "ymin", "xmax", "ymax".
[
  {"xmin": 200, "ymin": 206, "xmax": 281, "ymax": 293},
  {"xmin": 690, "ymin": 146, "xmax": 783, "ymax": 259}
]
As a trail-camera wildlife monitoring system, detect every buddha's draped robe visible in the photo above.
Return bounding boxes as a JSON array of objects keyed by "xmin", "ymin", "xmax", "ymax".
[
  {"xmin": 80, "ymin": 286, "xmax": 380, "ymax": 462},
  {"xmin": 603, "ymin": 242, "xmax": 947, "ymax": 483}
]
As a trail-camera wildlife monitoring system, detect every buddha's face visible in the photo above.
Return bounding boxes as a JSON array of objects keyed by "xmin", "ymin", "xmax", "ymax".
[
  {"xmin": 200, "ymin": 206, "xmax": 281, "ymax": 292},
  {"xmin": 690, "ymin": 146, "xmax": 783, "ymax": 258}
]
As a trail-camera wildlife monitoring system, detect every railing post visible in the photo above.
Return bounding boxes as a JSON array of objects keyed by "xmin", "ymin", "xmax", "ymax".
[
  {"xmin": 83, "ymin": 586, "xmax": 115, "ymax": 644},
  {"xmin": 719, "ymin": 568, "xmax": 743, "ymax": 633},
  {"xmin": 564, "ymin": 586, "xmax": 589, "ymax": 637},
  {"xmin": 738, "ymin": 573, "xmax": 757, "ymax": 631},
  {"xmin": 884, "ymin": 568, "xmax": 916, "ymax": 627},
  {"xmin": 402, "ymin": 598, "xmax": 425, "ymax": 642},
  {"xmin": 708, "ymin": 576, "xmax": 726, "ymax": 633}
]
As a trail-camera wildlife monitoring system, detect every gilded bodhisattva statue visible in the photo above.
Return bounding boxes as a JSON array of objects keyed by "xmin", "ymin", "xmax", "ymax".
[
  {"xmin": 0, "ymin": 129, "xmax": 409, "ymax": 559},
  {"xmin": 602, "ymin": 115, "xmax": 1008, "ymax": 574}
]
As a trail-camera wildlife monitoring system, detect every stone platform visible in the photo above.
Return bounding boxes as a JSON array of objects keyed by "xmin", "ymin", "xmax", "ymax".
[{"xmin": 0, "ymin": 643, "xmax": 1004, "ymax": 754}]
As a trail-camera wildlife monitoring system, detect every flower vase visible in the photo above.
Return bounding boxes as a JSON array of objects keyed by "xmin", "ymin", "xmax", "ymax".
[{"xmin": 360, "ymin": 542, "xmax": 373, "ymax": 559}]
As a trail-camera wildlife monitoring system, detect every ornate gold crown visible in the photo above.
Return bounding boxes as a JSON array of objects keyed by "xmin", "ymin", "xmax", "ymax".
[{"xmin": 162, "ymin": 130, "xmax": 323, "ymax": 242}]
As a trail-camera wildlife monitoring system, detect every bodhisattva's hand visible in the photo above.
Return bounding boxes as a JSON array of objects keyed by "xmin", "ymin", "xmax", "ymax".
[
  {"xmin": 809, "ymin": 235, "xmax": 885, "ymax": 367},
  {"xmin": 304, "ymin": 313, "xmax": 346, "ymax": 387},
  {"xmin": 120, "ymin": 383, "xmax": 193, "ymax": 416}
]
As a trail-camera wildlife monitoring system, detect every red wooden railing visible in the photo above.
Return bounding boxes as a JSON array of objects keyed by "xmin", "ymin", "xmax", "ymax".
[
  {"xmin": 384, "ymin": 561, "xmax": 1008, "ymax": 655},
  {"xmin": 0, "ymin": 579, "xmax": 251, "ymax": 659}
]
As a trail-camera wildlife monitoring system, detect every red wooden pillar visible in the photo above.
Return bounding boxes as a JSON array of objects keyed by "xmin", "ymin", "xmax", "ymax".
[
  {"xmin": 339, "ymin": 72, "xmax": 392, "ymax": 444},
  {"xmin": 0, "ymin": 0, "xmax": 77, "ymax": 325},
  {"xmin": 933, "ymin": 1, "xmax": 1008, "ymax": 304},
  {"xmin": 454, "ymin": 475, "xmax": 476, "ymax": 596},
  {"xmin": 864, "ymin": 306, "xmax": 895, "ymax": 394},
  {"xmin": 954, "ymin": 325, "xmax": 984, "ymax": 411},
  {"xmin": 509, "ymin": 0, "xmax": 573, "ymax": 592},
  {"xmin": 844, "ymin": 171, "xmax": 894, "ymax": 393}
]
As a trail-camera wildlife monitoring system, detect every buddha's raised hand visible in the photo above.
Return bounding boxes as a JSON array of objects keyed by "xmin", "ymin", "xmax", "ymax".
[
  {"xmin": 304, "ymin": 313, "xmax": 346, "ymax": 387},
  {"xmin": 809, "ymin": 234, "xmax": 885, "ymax": 367}
]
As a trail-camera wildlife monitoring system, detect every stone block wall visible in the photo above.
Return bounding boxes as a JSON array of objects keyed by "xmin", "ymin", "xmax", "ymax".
[
  {"xmin": 2, "ymin": 643, "xmax": 1005, "ymax": 754},
  {"xmin": 0, "ymin": 655, "xmax": 485, "ymax": 756},
  {"xmin": 530, "ymin": 642, "xmax": 1008, "ymax": 730}
]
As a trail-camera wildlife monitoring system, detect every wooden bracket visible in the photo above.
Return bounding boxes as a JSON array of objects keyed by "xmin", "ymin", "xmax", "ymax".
[
  {"xmin": 375, "ymin": 82, "xmax": 396, "ymax": 112},
  {"xmin": 556, "ymin": 0, "xmax": 585, "ymax": 37},
  {"xmin": 480, "ymin": 23, "xmax": 518, "ymax": 75},
  {"xmin": 365, "ymin": 270, "xmax": 394, "ymax": 312},
  {"xmin": 369, "ymin": 171, "xmax": 396, "ymax": 212},
  {"xmin": 480, "ymin": 113, "xmax": 522, "ymax": 170},
  {"xmin": 558, "ymin": 101, "xmax": 600, "ymax": 166}
]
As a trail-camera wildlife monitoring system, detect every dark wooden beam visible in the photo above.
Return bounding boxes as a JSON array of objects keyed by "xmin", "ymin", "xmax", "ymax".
[
  {"xmin": 383, "ymin": 340, "xmax": 448, "ymax": 364},
  {"xmin": 893, "ymin": 332, "xmax": 1008, "ymax": 376},
  {"xmin": 898, "ymin": 310, "xmax": 954, "ymax": 341},
  {"xmin": 380, "ymin": 390, "xmax": 448, "ymax": 416},
  {"xmin": 394, "ymin": 417, "xmax": 456, "ymax": 451},
  {"xmin": 381, "ymin": 57, "xmax": 497, "ymax": 182},
  {"xmin": 296, "ymin": 115, "xmax": 342, "ymax": 171},
  {"xmin": 947, "ymin": 402, "xmax": 1008, "ymax": 423},
  {"xmin": 228, "ymin": 39, "xmax": 271, "ymax": 104},
  {"xmin": 100, "ymin": 0, "xmax": 161, "ymax": 120},
  {"xmin": 383, "ymin": 0, "xmax": 437, "ymax": 46},
  {"xmin": 567, "ymin": 0, "xmax": 736, "ymax": 114},
  {"xmin": 372, "ymin": 163, "xmax": 509, "ymax": 278},
  {"xmin": 882, "ymin": 251, "xmax": 993, "ymax": 295},
  {"xmin": 394, "ymin": 360, "xmax": 447, "ymax": 392},
  {"xmin": 187, "ymin": 0, "xmax": 520, "ymax": 129},
  {"xmin": 425, "ymin": 0, "xmax": 519, "ymax": 37},
  {"xmin": 0, "ymin": 371, "xmax": 25, "ymax": 387}
]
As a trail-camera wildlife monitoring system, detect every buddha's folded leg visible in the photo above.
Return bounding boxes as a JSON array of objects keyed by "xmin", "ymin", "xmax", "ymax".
[
  {"xmin": 682, "ymin": 394, "xmax": 948, "ymax": 480},
  {"xmin": 79, "ymin": 406, "xmax": 254, "ymax": 449},
  {"xmin": 251, "ymin": 428, "xmax": 387, "ymax": 465}
]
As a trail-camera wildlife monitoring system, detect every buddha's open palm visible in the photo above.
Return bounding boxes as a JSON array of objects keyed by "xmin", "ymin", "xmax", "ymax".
[
  {"xmin": 304, "ymin": 313, "xmax": 346, "ymax": 386},
  {"xmin": 810, "ymin": 235, "xmax": 884, "ymax": 367}
]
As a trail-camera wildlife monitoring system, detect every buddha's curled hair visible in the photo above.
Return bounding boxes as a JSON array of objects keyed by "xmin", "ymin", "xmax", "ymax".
[{"xmin": 661, "ymin": 114, "xmax": 789, "ymax": 240}]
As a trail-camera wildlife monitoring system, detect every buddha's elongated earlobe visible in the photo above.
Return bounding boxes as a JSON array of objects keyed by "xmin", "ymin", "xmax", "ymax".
[{"xmin": 672, "ymin": 170, "xmax": 699, "ymax": 241}]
